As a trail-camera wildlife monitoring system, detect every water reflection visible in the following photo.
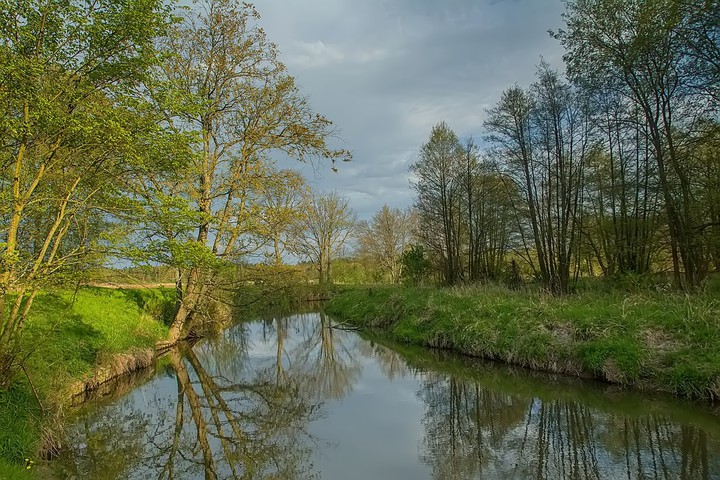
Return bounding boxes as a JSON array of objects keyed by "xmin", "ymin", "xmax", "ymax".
[
  {"xmin": 55, "ymin": 312, "xmax": 720, "ymax": 479},
  {"xmin": 260, "ymin": 312, "xmax": 362, "ymax": 400},
  {"xmin": 56, "ymin": 335, "xmax": 323, "ymax": 478},
  {"xmin": 411, "ymin": 352, "xmax": 720, "ymax": 480}
]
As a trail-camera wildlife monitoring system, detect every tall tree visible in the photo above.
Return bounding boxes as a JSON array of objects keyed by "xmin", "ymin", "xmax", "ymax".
[
  {"xmin": 143, "ymin": 0, "xmax": 350, "ymax": 343},
  {"xmin": 457, "ymin": 140, "xmax": 515, "ymax": 281},
  {"xmin": 411, "ymin": 122, "xmax": 463, "ymax": 285},
  {"xmin": 583, "ymin": 95, "xmax": 663, "ymax": 276},
  {"xmin": 681, "ymin": 0, "xmax": 720, "ymax": 103},
  {"xmin": 556, "ymin": 0, "xmax": 717, "ymax": 289},
  {"xmin": 0, "ymin": 0, "xmax": 173, "ymax": 377},
  {"xmin": 690, "ymin": 121, "xmax": 720, "ymax": 272},
  {"xmin": 291, "ymin": 192, "xmax": 355, "ymax": 285},
  {"xmin": 484, "ymin": 87, "xmax": 541, "ymax": 280},
  {"xmin": 485, "ymin": 65, "xmax": 590, "ymax": 293}
]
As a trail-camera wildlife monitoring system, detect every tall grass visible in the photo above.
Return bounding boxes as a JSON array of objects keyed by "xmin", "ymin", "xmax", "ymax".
[
  {"xmin": 325, "ymin": 284, "xmax": 720, "ymax": 399},
  {"xmin": 0, "ymin": 287, "xmax": 172, "ymax": 475}
]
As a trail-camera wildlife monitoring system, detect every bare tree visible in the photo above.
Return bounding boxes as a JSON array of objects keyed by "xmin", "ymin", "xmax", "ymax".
[
  {"xmin": 291, "ymin": 192, "xmax": 355, "ymax": 284},
  {"xmin": 357, "ymin": 205, "xmax": 415, "ymax": 283},
  {"xmin": 485, "ymin": 64, "xmax": 590, "ymax": 294}
]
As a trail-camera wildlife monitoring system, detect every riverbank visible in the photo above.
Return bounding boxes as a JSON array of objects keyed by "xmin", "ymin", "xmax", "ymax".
[
  {"xmin": 0, "ymin": 287, "xmax": 172, "ymax": 478},
  {"xmin": 324, "ymin": 285, "xmax": 720, "ymax": 400}
]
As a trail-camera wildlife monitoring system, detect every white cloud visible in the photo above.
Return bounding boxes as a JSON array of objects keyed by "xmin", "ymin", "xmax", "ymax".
[
  {"xmin": 287, "ymin": 41, "xmax": 391, "ymax": 69},
  {"xmin": 289, "ymin": 40, "xmax": 345, "ymax": 68}
]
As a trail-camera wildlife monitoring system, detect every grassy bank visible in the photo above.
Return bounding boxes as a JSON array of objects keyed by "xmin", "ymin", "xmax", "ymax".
[
  {"xmin": 325, "ymin": 285, "xmax": 720, "ymax": 400},
  {"xmin": 361, "ymin": 332, "xmax": 720, "ymax": 428},
  {"xmin": 0, "ymin": 287, "xmax": 172, "ymax": 478}
]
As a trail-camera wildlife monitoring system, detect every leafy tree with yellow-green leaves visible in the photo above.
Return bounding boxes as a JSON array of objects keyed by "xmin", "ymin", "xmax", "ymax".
[
  {"xmin": 138, "ymin": 0, "xmax": 350, "ymax": 344},
  {"xmin": 0, "ymin": 0, "xmax": 174, "ymax": 383}
]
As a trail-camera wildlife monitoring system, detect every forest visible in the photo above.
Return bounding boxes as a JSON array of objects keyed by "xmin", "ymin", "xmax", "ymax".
[{"xmin": 407, "ymin": 0, "xmax": 720, "ymax": 294}]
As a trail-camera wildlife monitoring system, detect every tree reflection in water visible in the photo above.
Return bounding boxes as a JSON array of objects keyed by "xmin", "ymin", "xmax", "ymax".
[
  {"xmin": 416, "ymin": 365, "xmax": 720, "ymax": 480},
  {"xmin": 55, "ymin": 313, "xmax": 720, "ymax": 480},
  {"xmin": 260, "ymin": 312, "xmax": 362, "ymax": 400},
  {"xmin": 56, "ymin": 340, "xmax": 321, "ymax": 479}
]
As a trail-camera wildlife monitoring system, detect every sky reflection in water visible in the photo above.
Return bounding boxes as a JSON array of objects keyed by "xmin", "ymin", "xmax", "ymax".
[{"xmin": 55, "ymin": 312, "xmax": 720, "ymax": 480}]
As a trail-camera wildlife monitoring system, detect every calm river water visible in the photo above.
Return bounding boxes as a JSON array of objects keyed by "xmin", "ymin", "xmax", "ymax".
[{"xmin": 53, "ymin": 311, "xmax": 720, "ymax": 479}]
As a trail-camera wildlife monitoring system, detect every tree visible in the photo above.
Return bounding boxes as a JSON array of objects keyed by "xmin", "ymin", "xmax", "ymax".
[
  {"xmin": 582, "ymin": 96, "xmax": 663, "ymax": 277},
  {"xmin": 411, "ymin": 123, "xmax": 518, "ymax": 285},
  {"xmin": 291, "ymin": 192, "xmax": 355, "ymax": 285},
  {"xmin": 139, "ymin": 0, "xmax": 350, "ymax": 343},
  {"xmin": 689, "ymin": 121, "xmax": 720, "ymax": 272},
  {"xmin": 400, "ymin": 245, "xmax": 432, "ymax": 285},
  {"xmin": 555, "ymin": 0, "xmax": 718, "ymax": 289},
  {"xmin": 357, "ymin": 205, "xmax": 415, "ymax": 283},
  {"xmin": 485, "ymin": 64, "xmax": 590, "ymax": 294},
  {"xmin": 0, "ymin": 0, "xmax": 173, "ymax": 379},
  {"xmin": 411, "ymin": 122, "xmax": 463, "ymax": 285},
  {"xmin": 681, "ymin": 1, "xmax": 720, "ymax": 103},
  {"xmin": 457, "ymin": 140, "xmax": 516, "ymax": 281},
  {"xmin": 257, "ymin": 170, "xmax": 309, "ymax": 266}
]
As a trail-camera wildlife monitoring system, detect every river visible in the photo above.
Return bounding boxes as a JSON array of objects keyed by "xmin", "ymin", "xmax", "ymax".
[{"xmin": 52, "ymin": 311, "xmax": 720, "ymax": 479}]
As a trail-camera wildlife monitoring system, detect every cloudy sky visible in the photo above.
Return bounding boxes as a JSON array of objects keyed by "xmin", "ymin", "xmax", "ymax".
[{"xmin": 252, "ymin": 0, "xmax": 567, "ymax": 220}]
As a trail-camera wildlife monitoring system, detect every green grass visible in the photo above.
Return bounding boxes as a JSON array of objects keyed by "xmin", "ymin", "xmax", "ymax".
[
  {"xmin": 325, "ymin": 284, "xmax": 720, "ymax": 399},
  {"xmin": 0, "ymin": 384, "xmax": 40, "ymax": 479},
  {"xmin": 362, "ymin": 331, "xmax": 720, "ymax": 430},
  {"xmin": 0, "ymin": 287, "xmax": 172, "ymax": 475},
  {"xmin": 19, "ymin": 288, "xmax": 170, "ymax": 398}
]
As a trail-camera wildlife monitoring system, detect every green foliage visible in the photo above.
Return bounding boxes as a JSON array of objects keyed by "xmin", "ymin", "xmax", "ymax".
[
  {"xmin": 326, "ymin": 284, "xmax": 720, "ymax": 399},
  {"xmin": 0, "ymin": 0, "xmax": 179, "ymax": 360},
  {"xmin": 119, "ymin": 288, "xmax": 176, "ymax": 326},
  {"xmin": 705, "ymin": 274, "xmax": 720, "ymax": 296},
  {"xmin": 553, "ymin": 0, "xmax": 719, "ymax": 289},
  {"xmin": 502, "ymin": 259, "xmax": 524, "ymax": 290},
  {"xmin": 328, "ymin": 258, "xmax": 377, "ymax": 285},
  {"xmin": 0, "ymin": 461, "xmax": 32, "ymax": 479},
  {"xmin": 0, "ymin": 384, "xmax": 39, "ymax": 477},
  {"xmin": 87, "ymin": 266, "xmax": 177, "ymax": 285},
  {"xmin": 0, "ymin": 287, "xmax": 170, "ymax": 470},
  {"xmin": 401, "ymin": 245, "xmax": 431, "ymax": 285}
]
